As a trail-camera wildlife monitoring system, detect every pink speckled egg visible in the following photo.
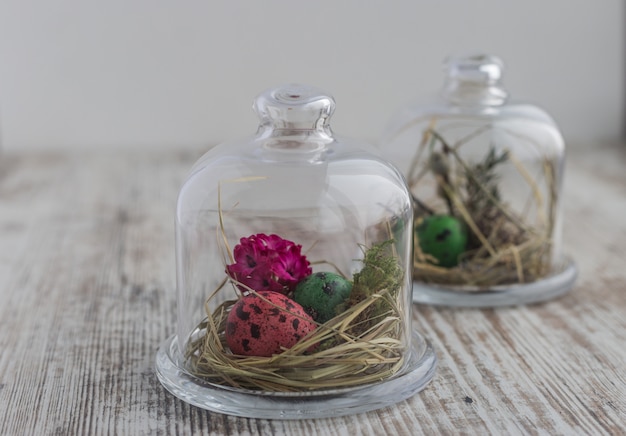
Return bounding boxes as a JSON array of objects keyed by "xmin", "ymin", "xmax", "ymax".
[{"xmin": 225, "ymin": 291, "xmax": 317, "ymax": 357}]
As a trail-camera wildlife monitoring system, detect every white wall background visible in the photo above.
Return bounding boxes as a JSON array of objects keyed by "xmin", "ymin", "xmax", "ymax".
[{"xmin": 0, "ymin": 1, "xmax": 623, "ymax": 151}]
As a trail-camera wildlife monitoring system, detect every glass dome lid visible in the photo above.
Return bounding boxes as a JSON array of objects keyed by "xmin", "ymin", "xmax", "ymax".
[
  {"xmin": 155, "ymin": 83, "xmax": 437, "ymax": 419},
  {"xmin": 382, "ymin": 54, "xmax": 577, "ymax": 307}
]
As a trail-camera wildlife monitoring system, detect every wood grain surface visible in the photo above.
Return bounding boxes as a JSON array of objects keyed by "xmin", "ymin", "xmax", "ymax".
[{"xmin": 0, "ymin": 145, "xmax": 624, "ymax": 435}]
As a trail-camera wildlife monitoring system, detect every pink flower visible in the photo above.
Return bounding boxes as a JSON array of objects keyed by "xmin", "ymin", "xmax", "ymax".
[{"xmin": 226, "ymin": 233, "xmax": 312, "ymax": 295}]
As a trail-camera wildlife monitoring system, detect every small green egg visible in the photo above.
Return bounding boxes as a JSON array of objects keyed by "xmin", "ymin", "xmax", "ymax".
[
  {"xmin": 293, "ymin": 272, "xmax": 352, "ymax": 323},
  {"xmin": 416, "ymin": 215, "xmax": 467, "ymax": 268}
]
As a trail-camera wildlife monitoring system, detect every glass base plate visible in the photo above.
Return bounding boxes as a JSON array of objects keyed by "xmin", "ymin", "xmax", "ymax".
[
  {"xmin": 155, "ymin": 330, "xmax": 437, "ymax": 419},
  {"xmin": 413, "ymin": 256, "xmax": 578, "ymax": 307}
]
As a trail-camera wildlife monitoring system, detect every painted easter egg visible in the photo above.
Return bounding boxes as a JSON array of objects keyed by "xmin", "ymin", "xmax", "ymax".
[
  {"xmin": 293, "ymin": 272, "xmax": 353, "ymax": 323},
  {"xmin": 416, "ymin": 215, "xmax": 467, "ymax": 268},
  {"xmin": 225, "ymin": 291, "xmax": 316, "ymax": 357}
]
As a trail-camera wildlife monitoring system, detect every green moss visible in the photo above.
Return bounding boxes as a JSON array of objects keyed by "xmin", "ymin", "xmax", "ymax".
[
  {"xmin": 351, "ymin": 240, "xmax": 403, "ymax": 300},
  {"xmin": 336, "ymin": 240, "xmax": 404, "ymax": 338}
]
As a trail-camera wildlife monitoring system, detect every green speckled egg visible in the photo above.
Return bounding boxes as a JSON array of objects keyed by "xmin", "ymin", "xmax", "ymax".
[
  {"xmin": 293, "ymin": 272, "xmax": 352, "ymax": 323},
  {"xmin": 416, "ymin": 215, "xmax": 467, "ymax": 268}
]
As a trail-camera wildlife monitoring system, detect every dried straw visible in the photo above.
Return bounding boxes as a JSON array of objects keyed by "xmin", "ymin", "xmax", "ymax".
[
  {"xmin": 410, "ymin": 121, "xmax": 557, "ymax": 290},
  {"xmin": 185, "ymin": 278, "xmax": 406, "ymax": 391}
]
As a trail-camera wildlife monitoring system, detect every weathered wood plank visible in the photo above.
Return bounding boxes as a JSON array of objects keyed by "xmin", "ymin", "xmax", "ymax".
[{"xmin": 0, "ymin": 147, "xmax": 624, "ymax": 435}]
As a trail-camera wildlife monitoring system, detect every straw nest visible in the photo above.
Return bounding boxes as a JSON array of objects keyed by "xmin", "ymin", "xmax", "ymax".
[
  {"xmin": 185, "ymin": 294, "xmax": 405, "ymax": 391},
  {"xmin": 403, "ymin": 120, "xmax": 558, "ymax": 290}
]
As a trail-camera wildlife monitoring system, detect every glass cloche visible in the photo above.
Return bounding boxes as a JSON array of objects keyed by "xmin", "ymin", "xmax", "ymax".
[
  {"xmin": 382, "ymin": 54, "xmax": 577, "ymax": 307},
  {"xmin": 155, "ymin": 84, "xmax": 436, "ymax": 418}
]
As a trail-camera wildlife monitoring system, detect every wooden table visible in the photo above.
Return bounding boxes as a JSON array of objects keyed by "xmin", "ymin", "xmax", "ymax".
[{"xmin": 1, "ymin": 145, "xmax": 624, "ymax": 435}]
